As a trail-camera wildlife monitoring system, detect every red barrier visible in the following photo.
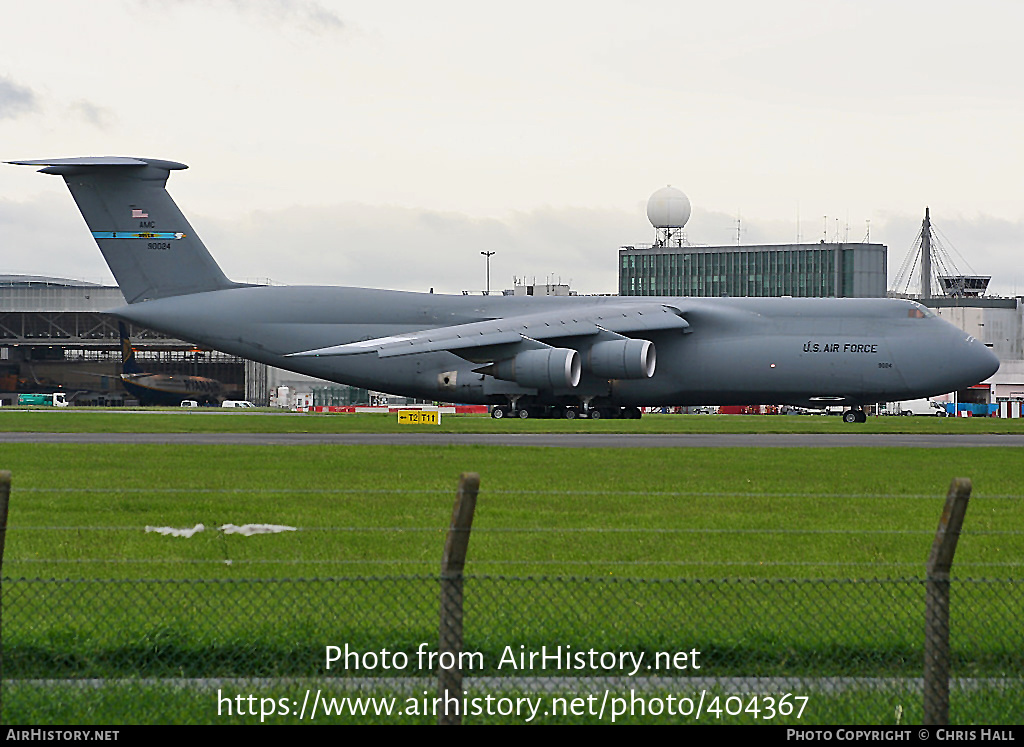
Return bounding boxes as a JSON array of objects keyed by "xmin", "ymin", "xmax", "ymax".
[{"xmin": 294, "ymin": 405, "xmax": 488, "ymax": 414}]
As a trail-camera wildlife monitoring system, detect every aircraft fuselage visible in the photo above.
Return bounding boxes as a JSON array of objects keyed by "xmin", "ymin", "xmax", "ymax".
[{"xmin": 110, "ymin": 286, "xmax": 996, "ymax": 409}]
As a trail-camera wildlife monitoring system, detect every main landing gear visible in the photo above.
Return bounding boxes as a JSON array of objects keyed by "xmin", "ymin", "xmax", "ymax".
[
  {"xmin": 842, "ymin": 409, "xmax": 867, "ymax": 423},
  {"xmin": 490, "ymin": 405, "xmax": 643, "ymax": 420}
]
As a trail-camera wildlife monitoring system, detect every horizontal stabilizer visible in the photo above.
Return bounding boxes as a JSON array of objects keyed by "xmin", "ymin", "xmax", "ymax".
[
  {"xmin": 10, "ymin": 156, "xmax": 233, "ymax": 302},
  {"xmin": 7, "ymin": 157, "xmax": 187, "ymax": 170}
]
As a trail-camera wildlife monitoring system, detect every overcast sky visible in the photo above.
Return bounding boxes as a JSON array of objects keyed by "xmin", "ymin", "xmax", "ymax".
[{"xmin": 2, "ymin": 0, "xmax": 1023, "ymax": 295}]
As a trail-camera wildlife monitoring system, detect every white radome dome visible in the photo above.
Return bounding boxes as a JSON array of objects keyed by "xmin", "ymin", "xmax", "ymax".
[{"xmin": 647, "ymin": 186, "xmax": 691, "ymax": 229}]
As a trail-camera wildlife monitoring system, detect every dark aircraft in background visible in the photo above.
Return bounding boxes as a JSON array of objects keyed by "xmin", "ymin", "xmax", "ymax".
[
  {"xmin": 116, "ymin": 322, "xmax": 222, "ymax": 406},
  {"xmin": 8, "ymin": 157, "xmax": 999, "ymax": 422}
]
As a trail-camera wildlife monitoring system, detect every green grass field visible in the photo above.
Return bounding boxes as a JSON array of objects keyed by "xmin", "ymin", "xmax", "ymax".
[
  {"xmin": 1, "ymin": 412, "xmax": 1021, "ymax": 724},
  {"xmin": 3, "ymin": 443, "xmax": 1023, "ymax": 579}
]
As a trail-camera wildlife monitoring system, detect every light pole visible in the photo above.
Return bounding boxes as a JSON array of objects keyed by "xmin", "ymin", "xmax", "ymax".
[{"xmin": 481, "ymin": 251, "xmax": 495, "ymax": 295}]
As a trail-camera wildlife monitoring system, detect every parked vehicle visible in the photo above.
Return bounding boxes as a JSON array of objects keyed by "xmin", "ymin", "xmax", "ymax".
[
  {"xmin": 221, "ymin": 400, "xmax": 256, "ymax": 408},
  {"xmin": 886, "ymin": 399, "xmax": 947, "ymax": 416},
  {"xmin": 18, "ymin": 393, "xmax": 68, "ymax": 407}
]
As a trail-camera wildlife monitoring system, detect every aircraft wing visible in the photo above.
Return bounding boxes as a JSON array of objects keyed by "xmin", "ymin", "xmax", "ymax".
[{"xmin": 288, "ymin": 303, "xmax": 689, "ymax": 358}]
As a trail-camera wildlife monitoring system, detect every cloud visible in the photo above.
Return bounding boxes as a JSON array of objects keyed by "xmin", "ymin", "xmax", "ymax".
[
  {"xmin": 4, "ymin": 189, "xmax": 1022, "ymax": 300},
  {"xmin": 68, "ymin": 100, "xmax": 114, "ymax": 128},
  {"xmin": 277, "ymin": 0, "xmax": 345, "ymax": 32},
  {"xmin": 186, "ymin": 201, "xmax": 1024, "ymax": 299},
  {"xmin": 138, "ymin": 0, "xmax": 344, "ymax": 34},
  {"xmin": 194, "ymin": 203, "xmax": 638, "ymax": 295},
  {"xmin": 0, "ymin": 76, "xmax": 38, "ymax": 121},
  {"xmin": 0, "ymin": 191, "xmax": 113, "ymax": 283},
  {"xmin": 224, "ymin": 0, "xmax": 344, "ymax": 33}
]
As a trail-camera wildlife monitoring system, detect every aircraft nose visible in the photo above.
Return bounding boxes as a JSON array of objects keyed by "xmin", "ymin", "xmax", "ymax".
[
  {"xmin": 897, "ymin": 322, "xmax": 1001, "ymax": 394},
  {"xmin": 962, "ymin": 336, "xmax": 1000, "ymax": 384},
  {"xmin": 939, "ymin": 326, "xmax": 1000, "ymax": 390}
]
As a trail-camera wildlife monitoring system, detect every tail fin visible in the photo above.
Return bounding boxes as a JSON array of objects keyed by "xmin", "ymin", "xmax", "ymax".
[
  {"xmin": 9, "ymin": 157, "xmax": 239, "ymax": 303},
  {"xmin": 118, "ymin": 322, "xmax": 143, "ymax": 375}
]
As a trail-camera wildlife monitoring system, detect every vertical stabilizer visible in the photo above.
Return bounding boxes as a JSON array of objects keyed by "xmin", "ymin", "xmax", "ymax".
[{"xmin": 9, "ymin": 157, "xmax": 239, "ymax": 303}]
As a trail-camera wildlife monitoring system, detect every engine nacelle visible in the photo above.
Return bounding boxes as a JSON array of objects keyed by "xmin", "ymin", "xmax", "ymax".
[
  {"xmin": 492, "ymin": 348, "xmax": 581, "ymax": 389},
  {"xmin": 586, "ymin": 339, "xmax": 656, "ymax": 379}
]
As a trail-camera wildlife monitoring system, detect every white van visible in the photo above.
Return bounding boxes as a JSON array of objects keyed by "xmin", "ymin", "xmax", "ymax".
[
  {"xmin": 180, "ymin": 400, "xmax": 199, "ymax": 407},
  {"xmin": 221, "ymin": 400, "xmax": 257, "ymax": 408},
  {"xmin": 888, "ymin": 399, "xmax": 947, "ymax": 416}
]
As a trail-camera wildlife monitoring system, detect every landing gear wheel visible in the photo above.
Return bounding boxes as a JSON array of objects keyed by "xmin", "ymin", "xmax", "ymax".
[
  {"xmin": 564, "ymin": 408, "xmax": 578, "ymax": 420},
  {"xmin": 625, "ymin": 407, "xmax": 642, "ymax": 420},
  {"xmin": 855, "ymin": 409, "xmax": 867, "ymax": 423},
  {"xmin": 518, "ymin": 408, "xmax": 530, "ymax": 419},
  {"xmin": 491, "ymin": 407, "xmax": 506, "ymax": 419},
  {"xmin": 589, "ymin": 408, "xmax": 602, "ymax": 420},
  {"xmin": 842, "ymin": 410, "xmax": 858, "ymax": 423}
]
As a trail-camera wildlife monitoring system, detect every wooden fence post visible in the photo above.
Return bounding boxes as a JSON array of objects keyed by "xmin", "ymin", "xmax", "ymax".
[
  {"xmin": 438, "ymin": 472, "xmax": 479, "ymax": 725},
  {"xmin": 924, "ymin": 477, "xmax": 971, "ymax": 726}
]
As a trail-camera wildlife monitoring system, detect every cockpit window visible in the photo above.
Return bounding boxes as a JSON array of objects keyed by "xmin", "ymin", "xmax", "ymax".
[{"xmin": 907, "ymin": 305, "xmax": 933, "ymax": 319}]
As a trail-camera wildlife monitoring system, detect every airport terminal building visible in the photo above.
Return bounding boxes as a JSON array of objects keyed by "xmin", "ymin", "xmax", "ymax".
[
  {"xmin": 618, "ymin": 242, "xmax": 888, "ymax": 298},
  {"xmin": 620, "ymin": 186, "xmax": 887, "ymax": 299}
]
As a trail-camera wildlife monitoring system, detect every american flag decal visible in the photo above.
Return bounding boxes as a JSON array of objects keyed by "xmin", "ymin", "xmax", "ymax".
[{"xmin": 132, "ymin": 209, "xmax": 149, "ymax": 218}]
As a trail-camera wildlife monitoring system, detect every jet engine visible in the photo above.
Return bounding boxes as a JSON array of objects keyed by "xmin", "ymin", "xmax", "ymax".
[
  {"xmin": 491, "ymin": 348, "xmax": 581, "ymax": 389},
  {"xmin": 585, "ymin": 339, "xmax": 656, "ymax": 379}
]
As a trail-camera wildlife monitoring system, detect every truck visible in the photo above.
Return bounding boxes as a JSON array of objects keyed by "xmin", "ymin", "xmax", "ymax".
[
  {"xmin": 886, "ymin": 398, "xmax": 947, "ymax": 416},
  {"xmin": 18, "ymin": 392, "xmax": 68, "ymax": 407}
]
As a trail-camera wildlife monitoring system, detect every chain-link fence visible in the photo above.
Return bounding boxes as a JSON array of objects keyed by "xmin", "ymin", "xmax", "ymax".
[
  {"xmin": 2, "ymin": 472, "xmax": 1022, "ymax": 725},
  {"xmin": 2, "ymin": 574, "xmax": 1021, "ymax": 724}
]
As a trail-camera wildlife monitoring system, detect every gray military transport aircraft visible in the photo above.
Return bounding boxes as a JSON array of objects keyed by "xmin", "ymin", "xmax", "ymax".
[{"xmin": 9, "ymin": 157, "xmax": 1000, "ymax": 422}]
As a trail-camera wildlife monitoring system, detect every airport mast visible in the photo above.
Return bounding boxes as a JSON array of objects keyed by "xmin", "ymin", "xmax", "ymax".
[
  {"xmin": 921, "ymin": 207, "xmax": 932, "ymax": 299},
  {"xmin": 889, "ymin": 207, "xmax": 990, "ymax": 299},
  {"xmin": 481, "ymin": 251, "xmax": 495, "ymax": 296}
]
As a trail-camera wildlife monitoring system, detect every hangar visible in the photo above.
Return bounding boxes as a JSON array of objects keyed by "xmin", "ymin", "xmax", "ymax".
[
  {"xmin": 0, "ymin": 275, "xmax": 383, "ymax": 407},
  {"xmin": 0, "ymin": 275, "xmax": 249, "ymax": 406}
]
